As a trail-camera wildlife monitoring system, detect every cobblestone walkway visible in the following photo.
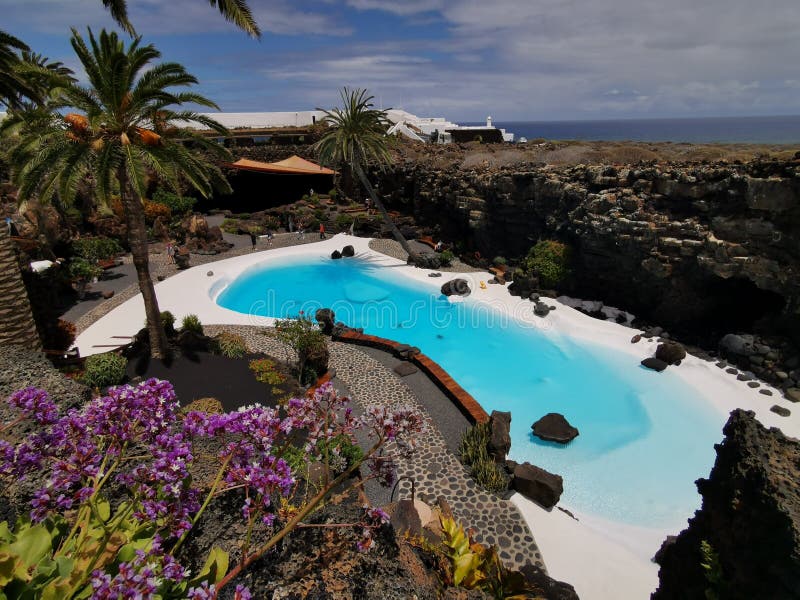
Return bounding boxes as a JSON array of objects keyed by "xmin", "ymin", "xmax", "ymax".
[{"xmin": 205, "ymin": 324, "xmax": 545, "ymax": 572}]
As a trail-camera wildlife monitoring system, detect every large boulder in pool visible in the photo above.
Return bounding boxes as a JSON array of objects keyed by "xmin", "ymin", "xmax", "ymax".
[
  {"xmin": 512, "ymin": 462, "xmax": 563, "ymax": 509},
  {"xmin": 532, "ymin": 413, "xmax": 579, "ymax": 444},
  {"xmin": 533, "ymin": 301, "xmax": 551, "ymax": 317},
  {"xmin": 342, "ymin": 245, "xmax": 355, "ymax": 257},
  {"xmin": 656, "ymin": 341, "xmax": 687, "ymax": 365},
  {"xmin": 487, "ymin": 411, "xmax": 512, "ymax": 462},
  {"xmin": 315, "ymin": 308, "xmax": 336, "ymax": 335},
  {"xmin": 441, "ymin": 278, "xmax": 471, "ymax": 297},
  {"xmin": 331, "ymin": 250, "xmax": 342, "ymax": 260},
  {"xmin": 642, "ymin": 357, "xmax": 668, "ymax": 372}
]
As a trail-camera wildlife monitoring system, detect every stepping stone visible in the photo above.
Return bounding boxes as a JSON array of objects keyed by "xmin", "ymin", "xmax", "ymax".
[
  {"xmin": 770, "ymin": 405, "xmax": 790, "ymax": 417},
  {"xmin": 394, "ymin": 362, "xmax": 419, "ymax": 376},
  {"xmin": 726, "ymin": 367, "xmax": 738, "ymax": 375},
  {"xmin": 747, "ymin": 381, "xmax": 760, "ymax": 388},
  {"xmin": 759, "ymin": 389, "xmax": 773, "ymax": 396}
]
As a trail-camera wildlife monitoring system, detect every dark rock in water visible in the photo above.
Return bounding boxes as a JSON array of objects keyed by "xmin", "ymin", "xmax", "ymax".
[
  {"xmin": 642, "ymin": 357, "xmax": 668, "ymax": 372},
  {"xmin": 315, "ymin": 308, "xmax": 336, "ymax": 335},
  {"xmin": 512, "ymin": 462, "xmax": 563, "ymax": 509},
  {"xmin": 518, "ymin": 564, "xmax": 579, "ymax": 600},
  {"xmin": 533, "ymin": 301, "xmax": 551, "ymax": 317},
  {"xmin": 393, "ymin": 362, "xmax": 418, "ymax": 377},
  {"xmin": 631, "ymin": 334, "xmax": 642, "ymax": 344},
  {"xmin": 655, "ymin": 341, "xmax": 686, "ymax": 365},
  {"xmin": 770, "ymin": 405, "xmax": 790, "ymax": 417},
  {"xmin": 331, "ymin": 250, "xmax": 342, "ymax": 259},
  {"xmin": 487, "ymin": 411, "xmax": 512, "ymax": 462},
  {"xmin": 532, "ymin": 413, "xmax": 579, "ymax": 443},
  {"xmin": 440, "ymin": 278, "xmax": 471, "ymax": 297},
  {"xmin": 341, "ymin": 245, "xmax": 355, "ymax": 257},
  {"xmin": 652, "ymin": 410, "xmax": 800, "ymax": 599}
]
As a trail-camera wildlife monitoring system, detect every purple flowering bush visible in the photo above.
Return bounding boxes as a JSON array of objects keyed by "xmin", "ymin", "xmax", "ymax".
[{"xmin": 0, "ymin": 379, "xmax": 424, "ymax": 599}]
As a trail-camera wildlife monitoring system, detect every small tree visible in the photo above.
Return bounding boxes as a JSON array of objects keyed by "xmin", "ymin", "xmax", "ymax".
[
  {"xmin": 272, "ymin": 315, "xmax": 328, "ymax": 383},
  {"xmin": 525, "ymin": 240, "xmax": 573, "ymax": 289}
]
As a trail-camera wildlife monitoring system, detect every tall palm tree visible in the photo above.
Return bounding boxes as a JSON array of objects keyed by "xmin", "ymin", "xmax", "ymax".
[
  {"xmin": 0, "ymin": 226, "xmax": 41, "ymax": 350},
  {"xmin": 101, "ymin": 0, "xmax": 260, "ymax": 37},
  {"xmin": 315, "ymin": 88, "xmax": 415, "ymax": 260},
  {"xmin": 4, "ymin": 28, "xmax": 232, "ymax": 359}
]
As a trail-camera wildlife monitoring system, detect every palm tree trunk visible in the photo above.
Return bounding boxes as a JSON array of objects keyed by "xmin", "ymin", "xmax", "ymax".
[
  {"xmin": 0, "ymin": 226, "xmax": 41, "ymax": 350},
  {"xmin": 353, "ymin": 163, "xmax": 417, "ymax": 261},
  {"xmin": 117, "ymin": 169, "xmax": 169, "ymax": 359}
]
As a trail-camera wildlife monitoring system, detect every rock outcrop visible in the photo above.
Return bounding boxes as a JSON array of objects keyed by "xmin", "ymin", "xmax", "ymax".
[
  {"xmin": 441, "ymin": 278, "xmax": 471, "ymax": 297},
  {"xmin": 653, "ymin": 409, "xmax": 800, "ymax": 599},
  {"xmin": 487, "ymin": 410, "xmax": 511, "ymax": 462},
  {"xmin": 511, "ymin": 462, "xmax": 564, "ymax": 509},
  {"xmin": 374, "ymin": 157, "xmax": 800, "ymax": 354}
]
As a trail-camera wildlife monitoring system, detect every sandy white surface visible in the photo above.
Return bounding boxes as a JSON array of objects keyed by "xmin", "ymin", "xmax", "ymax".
[{"xmin": 76, "ymin": 234, "xmax": 799, "ymax": 599}]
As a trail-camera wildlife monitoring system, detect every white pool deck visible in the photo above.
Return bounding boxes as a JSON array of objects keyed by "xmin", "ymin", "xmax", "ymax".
[{"xmin": 76, "ymin": 234, "xmax": 799, "ymax": 599}]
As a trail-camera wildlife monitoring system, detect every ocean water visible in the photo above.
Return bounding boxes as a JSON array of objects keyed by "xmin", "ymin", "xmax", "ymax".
[
  {"xmin": 463, "ymin": 115, "xmax": 800, "ymax": 144},
  {"xmin": 216, "ymin": 255, "xmax": 723, "ymax": 530}
]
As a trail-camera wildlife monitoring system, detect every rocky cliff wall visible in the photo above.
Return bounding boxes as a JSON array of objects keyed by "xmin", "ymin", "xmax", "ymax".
[
  {"xmin": 372, "ymin": 158, "xmax": 800, "ymax": 344},
  {"xmin": 652, "ymin": 409, "xmax": 800, "ymax": 599}
]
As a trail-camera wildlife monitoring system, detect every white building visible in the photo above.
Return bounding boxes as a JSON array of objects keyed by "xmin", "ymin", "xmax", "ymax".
[{"xmin": 197, "ymin": 111, "xmax": 327, "ymax": 129}]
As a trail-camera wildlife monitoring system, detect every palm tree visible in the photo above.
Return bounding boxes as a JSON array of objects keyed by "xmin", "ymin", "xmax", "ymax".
[
  {"xmin": 101, "ymin": 0, "xmax": 260, "ymax": 37},
  {"xmin": 0, "ymin": 226, "xmax": 41, "ymax": 350},
  {"xmin": 315, "ymin": 88, "xmax": 415, "ymax": 260},
  {"xmin": 4, "ymin": 28, "xmax": 232, "ymax": 359},
  {"xmin": 0, "ymin": 29, "xmax": 38, "ymax": 109}
]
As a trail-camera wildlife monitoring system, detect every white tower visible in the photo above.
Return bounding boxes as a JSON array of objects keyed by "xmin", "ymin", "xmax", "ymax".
[{"xmin": 486, "ymin": 115, "xmax": 493, "ymax": 127}]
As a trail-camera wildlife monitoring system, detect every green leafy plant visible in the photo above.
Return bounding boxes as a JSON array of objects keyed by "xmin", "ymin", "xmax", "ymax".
[
  {"xmin": 249, "ymin": 358, "xmax": 286, "ymax": 386},
  {"xmin": 272, "ymin": 315, "xmax": 328, "ymax": 383},
  {"xmin": 524, "ymin": 239, "xmax": 573, "ymax": 289},
  {"xmin": 439, "ymin": 249, "xmax": 455, "ymax": 266},
  {"xmin": 180, "ymin": 314, "xmax": 203, "ymax": 335},
  {"xmin": 152, "ymin": 188, "xmax": 197, "ymax": 216},
  {"xmin": 214, "ymin": 332, "xmax": 247, "ymax": 358},
  {"xmin": 335, "ymin": 213, "xmax": 355, "ymax": 230},
  {"xmin": 700, "ymin": 539, "xmax": 726, "ymax": 600},
  {"xmin": 459, "ymin": 423, "xmax": 509, "ymax": 493},
  {"xmin": 72, "ymin": 237, "xmax": 123, "ymax": 262},
  {"xmin": 220, "ymin": 218, "xmax": 241, "ymax": 234},
  {"xmin": 492, "ymin": 256, "xmax": 507, "ymax": 267},
  {"xmin": 82, "ymin": 352, "xmax": 128, "ymax": 388},
  {"xmin": 67, "ymin": 258, "xmax": 102, "ymax": 282},
  {"xmin": 437, "ymin": 515, "xmax": 534, "ymax": 598}
]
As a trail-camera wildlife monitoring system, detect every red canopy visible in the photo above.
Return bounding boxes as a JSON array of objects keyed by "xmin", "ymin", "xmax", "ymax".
[{"xmin": 224, "ymin": 155, "xmax": 335, "ymax": 175}]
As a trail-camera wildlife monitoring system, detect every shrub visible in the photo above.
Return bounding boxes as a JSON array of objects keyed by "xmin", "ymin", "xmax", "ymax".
[
  {"xmin": 181, "ymin": 314, "xmax": 204, "ymax": 335},
  {"xmin": 82, "ymin": 352, "xmax": 128, "ymax": 388},
  {"xmin": 328, "ymin": 188, "xmax": 339, "ymax": 201},
  {"xmin": 249, "ymin": 358, "xmax": 286, "ymax": 386},
  {"xmin": 152, "ymin": 188, "xmax": 197, "ymax": 215},
  {"xmin": 220, "ymin": 218, "xmax": 240, "ymax": 234},
  {"xmin": 459, "ymin": 423, "xmax": 509, "ymax": 493},
  {"xmin": 524, "ymin": 239, "xmax": 573, "ymax": 289},
  {"xmin": 67, "ymin": 258, "xmax": 102, "ymax": 282},
  {"xmin": 72, "ymin": 236, "xmax": 123, "ymax": 261},
  {"xmin": 143, "ymin": 199, "xmax": 172, "ymax": 224},
  {"xmin": 335, "ymin": 213, "xmax": 355, "ymax": 230},
  {"xmin": 181, "ymin": 397, "xmax": 223, "ymax": 414},
  {"xmin": 439, "ymin": 249, "xmax": 455, "ymax": 266},
  {"xmin": 492, "ymin": 256, "xmax": 507, "ymax": 266},
  {"xmin": 272, "ymin": 315, "xmax": 328, "ymax": 383},
  {"xmin": 262, "ymin": 215, "xmax": 280, "ymax": 230},
  {"xmin": 215, "ymin": 332, "xmax": 248, "ymax": 358}
]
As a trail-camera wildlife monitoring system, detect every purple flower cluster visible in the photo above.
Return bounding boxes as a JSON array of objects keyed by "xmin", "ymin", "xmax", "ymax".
[
  {"xmin": 7, "ymin": 387, "xmax": 59, "ymax": 425},
  {"xmin": 356, "ymin": 506, "xmax": 392, "ymax": 552}
]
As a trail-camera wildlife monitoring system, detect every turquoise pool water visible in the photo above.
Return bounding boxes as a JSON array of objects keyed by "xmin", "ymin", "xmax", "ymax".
[{"xmin": 217, "ymin": 255, "xmax": 722, "ymax": 529}]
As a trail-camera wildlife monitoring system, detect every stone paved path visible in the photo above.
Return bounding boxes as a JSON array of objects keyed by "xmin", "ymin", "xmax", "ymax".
[{"xmin": 205, "ymin": 324, "xmax": 545, "ymax": 572}]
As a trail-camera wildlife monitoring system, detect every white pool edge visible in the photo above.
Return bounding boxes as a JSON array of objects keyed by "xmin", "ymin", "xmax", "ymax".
[{"xmin": 75, "ymin": 234, "xmax": 800, "ymax": 599}]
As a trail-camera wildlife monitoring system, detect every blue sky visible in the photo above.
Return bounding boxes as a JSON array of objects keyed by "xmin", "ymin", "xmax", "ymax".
[{"xmin": 3, "ymin": 0, "xmax": 800, "ymax": 121}]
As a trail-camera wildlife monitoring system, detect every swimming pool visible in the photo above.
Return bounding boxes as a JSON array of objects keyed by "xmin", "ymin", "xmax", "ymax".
[{"xmin": 216, "ymin": 254, "xmax": 721, "ymax": 529}]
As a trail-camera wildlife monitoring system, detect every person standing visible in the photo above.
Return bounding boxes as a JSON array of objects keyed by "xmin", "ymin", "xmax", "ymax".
[
  {"xmin": 319, "ymin": 223, "xmax": 326, "ymax": 239},
  {"xmin": 166, "ymin": 241, "xmax": 175, "ymax": 263},
  {"xmin": 249, "ymin": 231, "xmax": 257, "ymax": 250}
]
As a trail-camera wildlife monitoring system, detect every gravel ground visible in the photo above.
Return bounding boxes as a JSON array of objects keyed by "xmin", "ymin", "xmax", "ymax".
[{"xmin": 368, "ymin": 238, "xmax": 484, "ymax": 273}]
